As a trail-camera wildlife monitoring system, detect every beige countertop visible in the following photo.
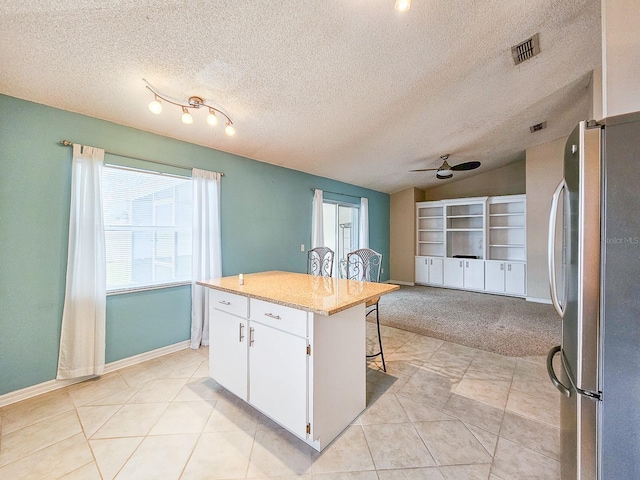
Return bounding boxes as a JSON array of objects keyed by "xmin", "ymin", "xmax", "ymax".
[{"xmin": 197, "ymin": 270, "xmax": 399, "ymax": 316}]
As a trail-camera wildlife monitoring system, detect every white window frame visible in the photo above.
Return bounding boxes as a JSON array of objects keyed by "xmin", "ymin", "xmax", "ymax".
[{"xmin": 103, "ymin": 164, "xmax": 193, "ymax": 295}]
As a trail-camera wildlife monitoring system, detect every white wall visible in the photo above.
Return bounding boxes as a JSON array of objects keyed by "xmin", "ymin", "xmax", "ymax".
[
  {"xmin": 525, "ymin": 136, "xmax": 566, "ymax": 302},
  {"xmin": 390, "ymin": 187, "xmax": 424, "ymax": 284},
  {"xmin": 602, "ymin": 0, "xmax": 640, "ymax": 117}
]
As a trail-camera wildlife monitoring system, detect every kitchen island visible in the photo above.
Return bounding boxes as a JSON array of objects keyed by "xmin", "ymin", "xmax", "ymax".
[{"xmin": 197, "ymin": 270, "xmax": 398, "ymax": 451}]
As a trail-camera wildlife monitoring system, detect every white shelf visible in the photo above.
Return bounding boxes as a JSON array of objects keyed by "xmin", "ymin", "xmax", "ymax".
[
  {"xmin": 447, "ymin": 214, "xmax": 483, "ymax": 219},
  {"xmin": 419, "ymin": 241, "xmax": 444, "ymax": 244},
  {"xmin": 448, "ymin": 228, "xmax": 483, "ymax": 232},
  {"xmin": 418, "ymin": 215, "xmax": 443, "ymax": 219},
  {"xmin": 487, "ymin": 195, "xmax": 526, "ymax": 262},
  {"xmin": 418, "ymin": 229, "xmax": 444, "ymax": 232}
]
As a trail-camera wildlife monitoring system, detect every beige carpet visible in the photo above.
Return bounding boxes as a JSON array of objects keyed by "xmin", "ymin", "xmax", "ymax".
[{"xmin": 377, "ymin": 285, "xmax": 561, "ymax": 357}]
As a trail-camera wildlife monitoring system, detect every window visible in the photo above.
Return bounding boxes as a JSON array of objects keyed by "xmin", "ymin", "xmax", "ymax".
[
  {"xmin": 102, "ymin": 165, "xmax": 192, "ymax": 292},
  {"xmin": 322, "ymin": 201, "xmax": 359, "ymax": 277}
]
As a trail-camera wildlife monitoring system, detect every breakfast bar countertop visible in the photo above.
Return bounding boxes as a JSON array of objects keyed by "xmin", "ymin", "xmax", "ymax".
[{"xmin": 196, "ymin": 270, "xmax": 399, "ymax": 316}]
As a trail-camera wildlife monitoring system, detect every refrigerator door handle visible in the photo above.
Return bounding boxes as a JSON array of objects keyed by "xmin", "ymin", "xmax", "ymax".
[
  {"xmin": 546, "ymin": 345, "xmax": 571, "ymax": 398},
  {"xmin": 548, "ymin": 179, "xmax": 567, "ymax": 317}
]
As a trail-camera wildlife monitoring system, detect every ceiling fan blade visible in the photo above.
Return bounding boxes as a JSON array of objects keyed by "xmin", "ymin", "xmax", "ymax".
[
  {"xmin": 451, "ymin": 161, "xmax": 481, "ymax": 171},
  {"xmin": 409, "ymin": 168, "xmax": 438, "ymax": 172}
]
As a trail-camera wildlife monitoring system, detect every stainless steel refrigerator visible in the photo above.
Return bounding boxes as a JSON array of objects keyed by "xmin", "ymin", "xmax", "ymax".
[{"xmin": 546, "ymin": 111, "xmax": 640, "ymax": 480}]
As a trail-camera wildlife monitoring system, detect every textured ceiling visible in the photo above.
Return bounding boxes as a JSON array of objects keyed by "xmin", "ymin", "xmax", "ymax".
[{"xmin": 0, "ymin": 0, "xmax": 601, "ymax": 193}]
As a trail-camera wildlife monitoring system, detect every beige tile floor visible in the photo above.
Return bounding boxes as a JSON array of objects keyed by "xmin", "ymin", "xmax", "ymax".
[{"xmin": 0, "ymin": 324, "xmax": 561, "ymax": 479}]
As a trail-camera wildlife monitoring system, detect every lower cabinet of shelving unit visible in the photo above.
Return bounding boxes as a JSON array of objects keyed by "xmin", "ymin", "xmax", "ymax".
[
  {"xmin": 417, "ymin": 258, "xmax": 525, "ymax": 297},
  {"xmin": 443, "ymin": 258, "xmax": 484, "ymax": 289},
  {"xmin": 415, "ymin": 256, "xmax": 444, "ymax": 286},
  {"xmin": 485, "ymin": 260, "xmax": 526, "ymax": 296},
  {"xmin": 443, "ymin": 259, "xmax": 464, "ymax": 288}
]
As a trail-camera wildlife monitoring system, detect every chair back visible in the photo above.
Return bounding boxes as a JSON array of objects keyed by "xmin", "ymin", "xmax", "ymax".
[
  {"xmin": 346, "ymin": 248, "xmax": 382, "ymax": 283},
  {"xmin": 307, "ymin": 247, "xmax": 334, "ymax": 277}
]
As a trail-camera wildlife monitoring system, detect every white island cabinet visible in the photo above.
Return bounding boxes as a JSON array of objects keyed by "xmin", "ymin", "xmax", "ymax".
[
  {"xmin": 209, "ymin": 300, "xmax": 248, "ymax": 401},
  {"xmin": 199, "ymin": 270, "xmax": 398, "ymax": 452}
]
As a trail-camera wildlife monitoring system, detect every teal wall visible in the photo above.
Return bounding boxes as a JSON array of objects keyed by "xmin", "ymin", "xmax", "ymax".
[{"xmin": 0, "ymin": 94, "xmax": 390, "ymax": 396}]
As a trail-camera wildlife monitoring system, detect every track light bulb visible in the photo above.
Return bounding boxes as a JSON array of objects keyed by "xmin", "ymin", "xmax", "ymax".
[
  {"xmin": 225, "ymin": 122, "xmax": 235, "ymax": 136},
  {"xmin": 181, "ymin": 107, "xmax": 193, "ymax": 125},
  {"xmin": 395, "ymin": 0, "xmax": 411, "ymax": 11},
  {"xmin": 207, "ymin": 109, "xmax": 218, "ymax": 126},
  {"xmin": 148, "ymin": 97, "xmax": 162, "ymax": 114}
]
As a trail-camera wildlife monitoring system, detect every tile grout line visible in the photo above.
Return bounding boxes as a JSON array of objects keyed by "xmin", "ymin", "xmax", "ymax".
[{"xmin": 70, "ymin": 394, "xmax": 104, "ymax": 480}]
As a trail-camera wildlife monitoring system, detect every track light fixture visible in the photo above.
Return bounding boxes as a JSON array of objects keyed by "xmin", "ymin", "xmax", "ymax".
[{"xmin": 143, "ymin": 79, "xmax": 235, "ymax": 136}]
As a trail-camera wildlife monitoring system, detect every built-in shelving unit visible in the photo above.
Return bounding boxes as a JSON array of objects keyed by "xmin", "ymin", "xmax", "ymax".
[
  {"xmin": 488, "ymin": 195, "xmax": 526, "ymax": 262},
  {"xmin": 416, "ymin": 204, "xmax": 444, "ymax": 257},
  {"xmin": 445, "ymin": 200, "xmax": 486, "ymax": 260},
  {"xmin": 415, "ymin": 194, "xmax": 527, "ymax": 298}
]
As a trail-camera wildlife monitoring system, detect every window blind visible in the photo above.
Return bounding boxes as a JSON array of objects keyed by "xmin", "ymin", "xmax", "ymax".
[{"xmin": 102, "ymin": 165, "xmax": 193, "ymax": 292}]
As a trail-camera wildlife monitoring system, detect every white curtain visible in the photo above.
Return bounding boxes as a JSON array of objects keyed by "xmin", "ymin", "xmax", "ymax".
[
  {"xmin": 311, "ymin": 189, "xmax": 324, "ymax": 248},
  {"xmin": 57, "ymin": 144, "xmax": 106, "ymax": 379},
  {"xmin": 359, "ymin": 197, "xmax": 369, "ymax": 248},
  {"xmin": 191, "ymin": 168, "xmax": 222, "ymax": 349}
]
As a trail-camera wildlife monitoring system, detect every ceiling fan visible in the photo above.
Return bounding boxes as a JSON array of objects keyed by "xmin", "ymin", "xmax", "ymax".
[{"xmin": 410, "ymin": 154, "xmax": 481, "ymax": 179}]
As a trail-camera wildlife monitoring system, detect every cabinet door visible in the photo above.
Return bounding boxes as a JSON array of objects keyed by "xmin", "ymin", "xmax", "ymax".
[
  {"xmin": 505, "ymin": 262, "xmax": 526, "ymax": 295},
  {"xmin": 464, "ymin": 259, "xmax": 485, "ymax": 290},
  {"xmin": 428, "ymin": 257, "xmax": 444, "ymax": 285},
  {"xmin": 249, "ymin": 322, "xmax": 308, "ymax": 438},
  {"xmin": 485, "ymin": 261, "xmax": 506, "ymax": 293},
  {"xmin": 209, "ymin": 310, "xmax": 248, "ymax": 401},
  {"xmin": 444, "ymin": 259, "xmax": 464, "ymax": 287},
  {"xmin": 415, "ymin": 257, "xmax": 429, "ymax": 284}
]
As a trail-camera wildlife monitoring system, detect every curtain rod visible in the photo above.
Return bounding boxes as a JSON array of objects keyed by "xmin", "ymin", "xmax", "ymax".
[
  {"xmin": 59, "ymin": 140, "xmax": 224, "ymax": 176},
  {"xmin": 311, "ymin": 188, "xmax": 363, "ymax": 200}
]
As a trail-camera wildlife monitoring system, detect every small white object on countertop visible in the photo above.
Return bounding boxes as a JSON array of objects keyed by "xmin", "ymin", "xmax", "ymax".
[{"xmin": 238, "ymin": 273, "xmax": 244, "ymax": 285}]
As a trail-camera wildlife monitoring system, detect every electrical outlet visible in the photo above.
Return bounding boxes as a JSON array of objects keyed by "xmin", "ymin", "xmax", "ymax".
[
  {"xmin": 301, "ymin": 244, "xmax": 305, "ymax": 252},
  {"xmin": 381, "ymin": 268, "xmax": 384, "ymax": 274}
]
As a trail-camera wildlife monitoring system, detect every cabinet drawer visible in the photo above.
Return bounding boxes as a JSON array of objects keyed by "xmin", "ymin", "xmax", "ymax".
[
  {"xmin": 211, "ymin": 290, "xmax": 248, "ymax": 318},
  {"xmin": 250, "ymin": 299, "xmax": 308, "ymax": 337}
]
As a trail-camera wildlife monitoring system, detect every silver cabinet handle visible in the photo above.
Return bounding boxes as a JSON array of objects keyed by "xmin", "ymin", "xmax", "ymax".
[
  {"xmin": 425, "ymin": 258, "xmax": 428, "ymax": 265},
  {"xmin": 249, "ymin": 327, "xmax": 255, "ymax": 346},
  {"xmin": 459, "ymin": 261, "xmax": 463, "ymax": 267},
  {"xmin": 218, "ymin": 300, "xmax": 231, "ymax": 305},
  {"xmin": 548, "ymin": 179, "xmax": 567, "ymax": 317},
  {"xmin": 430, "ymin": 259, "xmax": 432, "ymax": 265},
  {"xmin": 264, "ymin": 313, "xmax": 281, "ymax": 320},
  {"xmin": 500, "ymin": 263, "xmax": 504, "ymax": 271},
  {"xmin": 239, "ymin": 323, "xmax": 244, "ymax": 342},
  {"xmin": 508, "ymin": 264, "xmax": 511, "ymax": 271},
  {"xmin": 465, "ymin": 261, "xmax": 469, "ymax": 268}
]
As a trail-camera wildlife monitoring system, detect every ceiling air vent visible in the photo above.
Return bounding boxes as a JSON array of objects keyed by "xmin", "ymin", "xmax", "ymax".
[
  {"xmin": 512, "ymin": 33, "xmax": 540, "ymax": 65},
  {"xmin": 530, "ymin": 121, "xmax": 547, "ymax": 133}
]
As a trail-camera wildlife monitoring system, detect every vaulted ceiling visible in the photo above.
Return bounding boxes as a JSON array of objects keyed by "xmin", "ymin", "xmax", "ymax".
[{"xmin": 0, "ymin": 0, "xmax": 601, "ymax": 193}]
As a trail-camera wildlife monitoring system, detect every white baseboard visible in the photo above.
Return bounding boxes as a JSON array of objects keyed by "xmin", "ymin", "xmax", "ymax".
[
  {"xmin": 0, "ymin": 340, "xmax": 191, "ymax": 408},
  {"xmin": 103, "ymin": 340, "xmax": 190, "ymax": 374},
  {"xmin": 526, "ymin": 296, "xmax": 552, "ymax": 304},
  {"xmin": 387, "ymin": 280, "xmax": 414, "ymax": 286}
]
